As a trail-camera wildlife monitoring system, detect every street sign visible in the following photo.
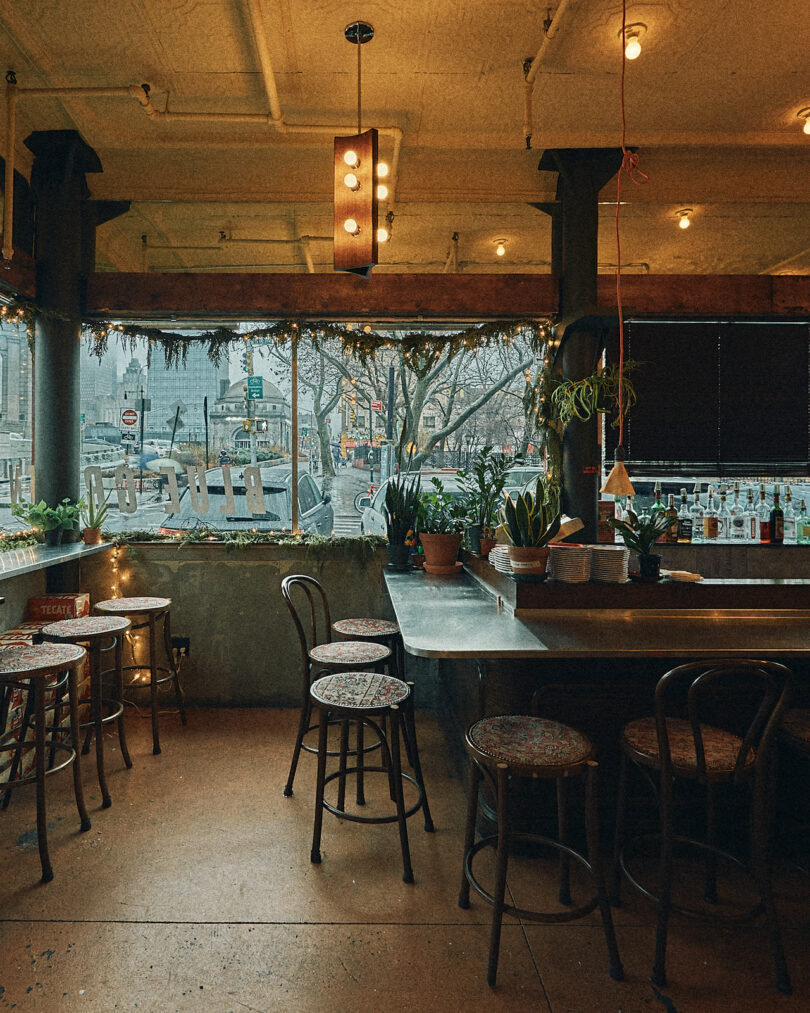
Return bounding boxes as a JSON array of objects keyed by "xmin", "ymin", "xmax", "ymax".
[
  {"xmin": 121, "ymin": 432, "xmax": 137, "ymax": 443},
  {"xmin": 121, "ymin": 408, "xmax": 139, "ymax": 428},
  {"xmin": 247, "ymin": 376, "xmax": 263, "ymax": 400},
  {"xmin": 370, "ymin": 400, "xmax": 383, "ymax": 411},
  {"xmin": 80, "ymin": 413, "xmax": 86, "ymax": 425}
]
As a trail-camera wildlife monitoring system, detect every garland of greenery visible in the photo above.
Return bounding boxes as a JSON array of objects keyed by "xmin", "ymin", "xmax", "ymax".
[
  {"xmin": 110, "ymin": 530, "xmax": 387, "ymax": 564},
  {"xmin": 0, "ymin": 531, "xmax": 41, "ymax": 553}
]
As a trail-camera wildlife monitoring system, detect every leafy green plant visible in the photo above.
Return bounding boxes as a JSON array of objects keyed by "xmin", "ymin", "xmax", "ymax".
[
  {"xmin": 417, "ymin": 477, "xmax": 465, "ymax": 535},
  {"xmin": 12, "ymin": 497, "xmax": 81, "ymax": 532},
  {"xmin": 499, "ymin": 477, "xmax": 561, "ymax": 547},
  {"xmin": 549, "ymin": 361, "xmax": 639, "ymax": 431},
  {"xmin": 81, "ymin": 494, "xmax": 110, "ymax": 530},
  {"xmin": 457, "ymin": 446, "xmax": 520, "ymax": 530},
  {"xmin": 606, "ymin": 509, "xmax": 670, "ymax": 556},
  {"xmin": 383, "ymin": 473, "xmax": 421, "ymax": 545}
]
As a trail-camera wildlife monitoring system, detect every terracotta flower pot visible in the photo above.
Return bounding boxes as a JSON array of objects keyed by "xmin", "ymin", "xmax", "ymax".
[
  {"xmin": 419, "ymin": 532, "xmax": 463, "ymax": 570},
  {"xmin": 479, "ymin": 537, "xmax": 498, "ymax": 558},
  {"xmin": 83, "ymin": 527, "xmax": 104, "ymax": 545},
  {"xmin": 507, "ymin": 544, "xmax": 550, "ymax": 576}
]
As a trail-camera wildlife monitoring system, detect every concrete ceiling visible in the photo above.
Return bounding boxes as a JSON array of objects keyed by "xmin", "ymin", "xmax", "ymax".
[{"xmin": 1, "ymin": 0, "xmax": 808, "ymax": 276}]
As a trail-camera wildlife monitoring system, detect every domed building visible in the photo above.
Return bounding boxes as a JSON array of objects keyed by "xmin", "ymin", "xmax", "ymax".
[{"xmin": 210, "ymin": 376, "xmax": 291, "ymax": 454}]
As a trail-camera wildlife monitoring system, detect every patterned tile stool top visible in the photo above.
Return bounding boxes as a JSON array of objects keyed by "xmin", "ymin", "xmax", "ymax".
[
  {"xmin": 311, "ymin": 671, "xmax": 409, "ymax": 711},
  {"xmin": 309, "ymin": 640, "xmax": 390, "ymax": 667},
  {"xmin": 41, "ymin": 616, "xmax": 131, "ymax": 639},
  {"xmin": 468, "ymin": 714, "xmax": 592, "ymax": 769},
  {"xmin": 623, "ymin": 717, "xmax": 754, "ymax": 776},
  {"xmin": 0, "ymin": 642, "xmax": 86, "ymax": 675},
  {"xmin": 781, "ymin": 709, "xmax": 810, "ymax": 749},
  {"xmin": 95, "ymin": 596, "xmax": 171, "ymax": 615},
  {"xmin": 332, "ymin": 618, "xmax": 400, "ymax": 638}
]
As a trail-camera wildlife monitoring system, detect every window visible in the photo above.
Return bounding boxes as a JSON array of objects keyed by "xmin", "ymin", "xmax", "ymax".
[{"xmin": 298, "ymin": 475, "xmax": 317, "ymax": 514}]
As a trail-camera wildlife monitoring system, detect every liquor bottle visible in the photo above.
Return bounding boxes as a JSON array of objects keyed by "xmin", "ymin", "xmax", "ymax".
[
  {"xmin": 783, "ymin": 486, "xmax": 797, "ymax": 544},
  {"xmin": 716, "ymin": 489, "xmax": 731, "ymax": 542},
  {"xmin": 730, "ymin": 481, "xmax": 746, "ymax": 541},
  {"xmin": 650, "ymin": 482, "xmax": 666, "ymax": 543},
  {"xmin": 690, "ymin": 483, "xmax": 704, "ymax": 543},
  {"xmin": 770, "ymin": 485, "xmax": 784, "ymax": 545},
  {"xmin": 798, "ymin": 500, "xmax": 810, "ymax": 545},
  {"xmin": 703, "ymin": 489, "xmax": 719, "ymax": 541},
  {"xmin": 757, "ymin": 484, "xmax": 770, "ymax": 543},
  {"xmin": 744, "ymin": 488, "xmax": 758, "ymax": 541},
  {"xmin": 677, "ymin": 488, "xmax": 693, "ymax": 543},
  {"xmin": 665, "ymin": 493, "xmax": 679, "ymax": 543}
]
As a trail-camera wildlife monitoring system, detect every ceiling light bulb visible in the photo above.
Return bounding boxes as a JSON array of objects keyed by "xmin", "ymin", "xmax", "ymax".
[
  {"xmin": 677, "ymin": 209, "xmax": 693, "ymax": 230},
  {"xmin": 377, "ymin": 227, "xmax": 389, "ymax": 243},
  {"xmin": 376, "ymin": 162, "xmax": 389, "ymax": 178},
  {"xmin": 625, "ymin": 33, "xmax": 641, "ymax": 59},
  {"xmin": 495, "ymin": 242, "xmax": 506, "ymax": 257},
  {"xmin": 376, "ymin": 184, "xmax": 388, "ymax": 200},
  {"xmin": 343, "ymin": 218, "xmax": 360, "ymax": 236},
  {"xmin": 679, "ymin": 215, "xmax": 690, "ymax": 229},
  {"xmin": 343, "ymin": 150, "xmax": 359, "ymax": 168},
  {"xmin": 344, "ymin": 172, "xmax": 360, "ymax": 191},
  {"xmin": 804, "ymin": 118, "xmax": 810, "ymax": 136}
]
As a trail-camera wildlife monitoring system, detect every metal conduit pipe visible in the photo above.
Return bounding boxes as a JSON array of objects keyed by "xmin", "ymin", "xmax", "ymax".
[
  {"xmin": 246, "ymin": 0, "xmax": 284, "ymax": 123},
  {"xmin": 523, "ymin": 0, "xmax": 579, "ymax": 149}
]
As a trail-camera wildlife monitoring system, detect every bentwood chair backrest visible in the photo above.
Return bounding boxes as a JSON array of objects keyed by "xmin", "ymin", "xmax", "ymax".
[
  {"xmin": 281, "ymin": 574, "xmax": 332, "ymax": 667},
  {"xmin": 654, "ymin": 658, "xmax": 793, "ymax": 784}
]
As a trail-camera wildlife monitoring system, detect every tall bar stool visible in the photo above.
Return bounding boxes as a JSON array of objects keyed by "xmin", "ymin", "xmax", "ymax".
[
  {"xmin": 0, "ymin": 644, "xmax": 91, "ymax": 882},
  {"xmin": 94, "ymin": 596, "xmax": 186, "ymax": 755},
  {"xmin": 458, "ymin": 714, "xmax": 623, "ymax": 987},
  {"xmin": 282, "ymin": 575, "xmax": 392, "ymax": 798},
  {"xmin": 612, "ymin": 659, "xmax": 793, "ymax": 995},
  {"xmin": 40, "ymin": 615, "xmax": 132, "ymax": 808},
  {"xmin": 332, "ymin": 618, "xmax": 403, "ymax": 677},
  {"xmin": 309, "ymin": 670, "xmax": 433, "ymax": 883}
]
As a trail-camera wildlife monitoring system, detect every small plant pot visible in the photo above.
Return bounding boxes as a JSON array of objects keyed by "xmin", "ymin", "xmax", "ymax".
[
  {"xmin": 467, "ymin": 524, "xmax": 482, "ymax": 554},
  {"xmin": 386, "ymin": 543, "xmax": 411, "ymax": 571},
  {"xmin": 44, "ymin": 529, "xmax": 62, "ymax": 547},
  {"xmin": 410, "ymin": 551, "xmax": 424, "ymax": 569},
  {"xmin": 507, "ymin": 545, "xmax": 550, "ymax": 577},
  {"xmin": 637, "ymin": 552, "xmax": 662, "ymax": 581},
  {"xmin": 420, "ymin": 532, "xmax": 463, "ymax": 570},
  {"xmin": 61, "ymin": 526, "xmax": 80, "ymax": 544},
  {"xmin": 479, "ymin": 537, "xmax": 497, "ymax": 558},
  {"xmin": 83, "ymin": 527, "xmax": 103, "ymax": 545}
]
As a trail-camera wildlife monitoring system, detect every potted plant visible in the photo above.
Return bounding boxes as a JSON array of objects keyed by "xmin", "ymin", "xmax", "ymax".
[
  {"xmin": 458, "ymin": 446, "xmax": 518, "ymax": 556},
  {"xmin": 81, "ymin": 495, "xmax": 111, "ymax": 545},
  {"xmin": 11, "ymin": 497, "xmax": 82, "ymax": 546},
  {"xmin": 499, "ymin": 477, "xmax": 561, "ymax": 579},
  {"xmin": 606, "ymin": 508, "xmax": 672, "ymax": 581},
  {"xmin": 382, "ymin": 472, "xmax": 421, "ymax": 570},
  {"xmin": 417, "ymin": 477, "xmax": 465, "ymax": 573}
]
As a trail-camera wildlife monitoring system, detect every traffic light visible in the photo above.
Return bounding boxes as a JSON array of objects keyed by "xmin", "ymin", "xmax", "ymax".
[
  {"xmin": 255, "ymin": 419, "xmax": 268, "ymax": 433},
  {"xmin": 242, "ymin": 419, "xmax": 251, "ymax": 432},
  {"xmin": 350, "ymin": 407, "xmax": 356, "ymax": 425},
  {"xmin": 240, "ymin": 348, "xmax": 253, "ymax": 374}
]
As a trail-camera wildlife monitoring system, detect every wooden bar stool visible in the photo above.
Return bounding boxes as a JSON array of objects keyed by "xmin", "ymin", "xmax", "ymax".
[
  {"xmin": 0, "ymin": 644, "xmax": 91, "ymax": 882},
  {"xmin": 612, "ymin": 659, "xmax": 793, "ymax": 995},
  {"xmin": 309, "ymin": 671, "xmax": 433, "ymax": 883},
  {"xmin": 282, "ymin": 575, "xmax": 392, "ymax": 799},
  {"xmin": 40, "ymin": 615, "xmax": 132, "ymax": 808},
  {"xmin": 458, "ymin": 714, "xmax": 623, "ymax": 988},
  {"xmin": 94, "ymin": 597, "xmax": 186, "ymax": 755}
]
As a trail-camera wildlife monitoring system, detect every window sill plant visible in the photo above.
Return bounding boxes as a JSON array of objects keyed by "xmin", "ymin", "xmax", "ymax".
[
  {"xmin": 81, "ymin": 495, "xmax": 111, "ymax": 545},
  {"xmin": 382, "ymin": 472, "xmax": 421, "ymax": 571},
  {"xmin": 457, "ymin": 445, "xmax": 518, "ymax": 557},
  {"xmin": 499, "ymin": 477, "xmax": 561, "ymax": 580},
  {"xmin": 417, "ymin": 476, "xmax": 466, "ymax": 573},
  {"xmin": 11, "ymin": 497, "xmax": 82, "ymax": 546},
  {"xmin": 606, "ymin": 509, "xmax": 672, "ymax": 581}
]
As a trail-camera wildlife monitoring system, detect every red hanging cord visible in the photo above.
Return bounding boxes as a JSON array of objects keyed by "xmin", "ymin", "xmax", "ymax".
[{"xmin": 615, "ymin": 0, "xmax": 648, "ymax": 447}]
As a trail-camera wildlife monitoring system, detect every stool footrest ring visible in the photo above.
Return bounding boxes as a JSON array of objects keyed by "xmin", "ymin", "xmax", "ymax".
[{"xmin": 321, "ymin": 766, "xmax": 425, "ymax": 824}]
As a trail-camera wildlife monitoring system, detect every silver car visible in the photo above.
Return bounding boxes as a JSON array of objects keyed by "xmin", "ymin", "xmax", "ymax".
[{"xmin": 355, "ymin": 470, "xmax": 464, "ymax": 535}]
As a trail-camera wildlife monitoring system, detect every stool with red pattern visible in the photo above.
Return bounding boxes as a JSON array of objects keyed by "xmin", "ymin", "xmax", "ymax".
[
  {"xmin": 0, "ymin": 644, "xmax": 91, "ymax": 882},
  {"xmin": 458, "ymin": 714, "xmax": 622, "ymax": 987},
  {"xmin": 308, "ymin": 670, "xmax": 433, "ymax": 884},
  {"xmin": 282, "ymin": 575, "xmax": 393, "ymax": 799},
  {"xmin": 40, "ymin": 615, "xmax": 132, "ymax": 808},
  {"xmin": 612, "ymin": 658, "xmax": 794, "ymax": 995},
  {"xmin": 332, "ymin": 617, "xmax": 403, "ymax": 678},
  {"xmin": 94, "ymin": 597, "xmax": 186, "ymax": 755}
]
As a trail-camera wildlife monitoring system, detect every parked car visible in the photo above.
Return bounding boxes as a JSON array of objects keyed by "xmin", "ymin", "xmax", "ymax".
[
  {"xmin": 158, "ymin": 464, "xmax": 333, "ymax": 534},
  {"xmin": 355, "ymin": 469, "xmax": 464, "ymax": 535},
  {"xmin": 503, "ymin": 464, "xmax": 546, "ymax": 501}
]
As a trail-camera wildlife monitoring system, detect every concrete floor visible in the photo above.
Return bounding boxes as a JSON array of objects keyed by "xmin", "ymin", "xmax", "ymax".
[{"xmin": 1, "ymin": 708, "xmax": 808, "ymax": 1012}]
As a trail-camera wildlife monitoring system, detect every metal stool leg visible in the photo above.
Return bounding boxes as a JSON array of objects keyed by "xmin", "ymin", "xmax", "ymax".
[
  {"xmin": 610, "ymin": 751, "xmax": 629, "ymax": 906},
  {"xmin": 557, "ymin": 777, "xmax": 572, "ymax": 905},
  {"xmin": 388, "ymin": 704, "xmax": 414, "ymax": 884},
  {"xmin": 355, "ymin": 719, "xmax": 366, "ymax": 806},
  {"xmin": 585, "ymin": 762, "xmax": 624, "ymax": 981},
  {"xmin": 458, "ymin": 757, "xmax": 482, "ymax": 909},
  {"xmin": 148, "ymin": 612, "xmax": 160, "ymax": 755},
  {"xmin": 34, "ymin": 678, "xmax": 53, "ymax": 883},
  {"xmin": 403, "ymin": 685, "xmax": 433, "ymax": 831},
  {"xmin": 2, "ymin": 684, "xmax": 35, "ymax": 809},
  {"xmin": 163, "ymin": 610, "xmax": 187, "ymax": 725},
  {"xmin": 337, "ymin": 719, "xmax": 349, "ymax": 814},
  {"xmin": 91, "ymin": 644, "xmax": 111, "ymax": 808},
  {"xmin": 284, "ymin": 694, "xmax": 312, "ymax": 797},
  {"xmin": 487, "ymin": 762, "xmax": 510, "ymax": 987},
  {"xmin": 704, "ymin": 782, "xmax": 718, "ymax": 903},
  {"xmin": 652, "ymin": 772, "xmax": 675, "ymax": 988},
  {"xmin": 310, "ymin": 707, "xmax": 329, "ymax": 864},
  {"xmin": 114, "ymin": 634, "xmax": 132, "ymax": 768},
  {"xmin": 67, "ymin": 665, "xmax": 91, "ymax": 833}
]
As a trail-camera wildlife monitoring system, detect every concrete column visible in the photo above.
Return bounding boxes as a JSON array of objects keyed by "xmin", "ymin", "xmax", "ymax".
[{"xmin": 26, "ymin": 130, "xmax": 102, "ymax": 505}]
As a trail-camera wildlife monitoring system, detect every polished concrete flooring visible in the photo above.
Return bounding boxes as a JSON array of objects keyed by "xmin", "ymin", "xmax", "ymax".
[{"xmin": 1, "ymin": 708, "xmax": 808, "ymax": 1012}]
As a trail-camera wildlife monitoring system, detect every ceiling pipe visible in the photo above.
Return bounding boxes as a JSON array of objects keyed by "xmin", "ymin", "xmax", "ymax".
[
  {"xmin": 759, "ymin": 246, "xmax": 810, "ymax": 275},
  {"xmin": 442, "ymin": 232, "xmax": 460, "ymax": 273},
  {"xmin": 523, "ymin": 0, "xmax": 579, "ymax": 149}
]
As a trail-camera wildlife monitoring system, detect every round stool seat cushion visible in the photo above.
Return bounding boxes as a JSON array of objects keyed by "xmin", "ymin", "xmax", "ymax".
[
  {"xmin": 309, "ymin": 640, "xmax": 390, "ymax": 666},
  {"xmin": 623, "ymin": 716, "xmax": 754, "ymax": 774},
  {"xmin": 0, "ymin": 642, "xmax": 85, "ymax": 676},
  {"xmin": 96, "ymin": 596, "xmax": 171, "ymax": 615},
  {"xmin": 311, "ymin": 671, "xmax": 409, "ymax": 711},
  {"xmin": 468, "ymin": 715, "xmax": 592, "ymax": 768},
  {"xmin": 332, "ymin": 618, "xmax": 400, "ymax": 638},
  {"xmin": 41, "ymin": 615, "xmax": 131, "ymax": 640},
  {"xmin": 780, "ymin": 708, "xmax": 810, "ymax": 750}
]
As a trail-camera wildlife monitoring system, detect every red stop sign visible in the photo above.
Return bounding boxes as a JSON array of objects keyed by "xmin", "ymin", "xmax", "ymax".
[{"xmin": 121, "ymin": 409, "xmax": 138, "ymax": 426}]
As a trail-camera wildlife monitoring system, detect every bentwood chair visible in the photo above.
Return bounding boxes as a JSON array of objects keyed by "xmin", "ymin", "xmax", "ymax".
[
  {"xmin": 612, "ymin": 658, "xmax": 794, "ymax": 995},
  {"xmin": 281, "ymin": 575, "xmax": 392, "ymax": 798}
]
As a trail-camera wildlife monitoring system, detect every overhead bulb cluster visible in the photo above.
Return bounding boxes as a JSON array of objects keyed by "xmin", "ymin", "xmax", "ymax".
[{"xmin": 341, "ymin": 156, "xmax": 390, "ymax": 241}]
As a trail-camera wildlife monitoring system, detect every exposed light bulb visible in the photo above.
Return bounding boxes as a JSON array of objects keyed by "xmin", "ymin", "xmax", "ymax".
[
  {"xmin": 377, "ymin": 227, "xmax": 389, "ymax": 243},
  {"xmin": 625, "ymin": 33, "xmax": 641, "ymax": 59},
  {"xmin": 343, "ymin": 150, "xmax": 359, "ymax": 168},
  {"xmin": 676, "ymin": 209, "xmax": 693, "ymax": 230},
  {"xmin": 679, "ymin": 215, "xmax": 690, "ymax": 230},
  {"xmin": 804, "ymin": 117, "xmax": 810, "ymax": 136},
  {"xmin": 343, "ymin": 218, "xmax": 360, "ymax": 236},
  {"xmin": 495, "ymin": 241, "xmax": 506, "ymax": 257},
  {"xmin": 344, "ymin": 172, "xmax": 360, "ymax": 191},
  {"xmin": 376, "ymin": 184, "xmax": 388, "ymax": 200},
  {"xmin": 376, "ymin": 162, "xmax": 389, "ymax": 178}
]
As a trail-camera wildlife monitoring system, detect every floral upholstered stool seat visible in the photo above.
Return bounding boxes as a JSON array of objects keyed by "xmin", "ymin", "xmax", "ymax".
[
  {"xmin": 40, "ymin": 615, "xmax": 133, "ymax": 808},
  {"xmin": 332, "ymin": 617, "xmax": 402, "ymax": 676},
  {"xmin": 94, "ymin": 597, "xmax": 186, "ymax": 756},
  {"xmin": 308, "ymin": 670, "xmax": 433, "ymax": 884},
  {"xmin": 458, "ymin": 714, "xmax": 623, "ymax": 988}
]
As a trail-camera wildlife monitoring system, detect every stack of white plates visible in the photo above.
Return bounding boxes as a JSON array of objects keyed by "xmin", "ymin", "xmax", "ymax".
[
  {"xmin": 548, "ymin": 543, "xmax": 592, "ymax": 583},
  {"xmin": 590, "ymin": 544, "xmax": 630, "ymax": 583},
  {"xmin": 488, "ymin": 544, "xmax": 513, "ymax": 575}
]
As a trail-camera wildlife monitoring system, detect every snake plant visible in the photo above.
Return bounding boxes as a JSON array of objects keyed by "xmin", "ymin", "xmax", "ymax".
[
  {"xmin": 606, "ymin": 508, "xmax": 671, "ymax": 556},
  {"xmin": 383, "ymin": 472, "xmax": 421, "ymax": 544},
  {"xmin": 499, "ymin": 477, "xmax": 561, "ymax": 547}
]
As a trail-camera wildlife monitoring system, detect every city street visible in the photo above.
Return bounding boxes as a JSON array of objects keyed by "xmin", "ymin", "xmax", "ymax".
[{"xmin": 321, "ymin": 464, "xmax": 376, "ymax": 537}]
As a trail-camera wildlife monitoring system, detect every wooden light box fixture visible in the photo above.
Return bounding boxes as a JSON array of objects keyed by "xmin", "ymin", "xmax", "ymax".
[{"xmin": 334, "ymin": 128, "xmax": 379, "ymax": 277}]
